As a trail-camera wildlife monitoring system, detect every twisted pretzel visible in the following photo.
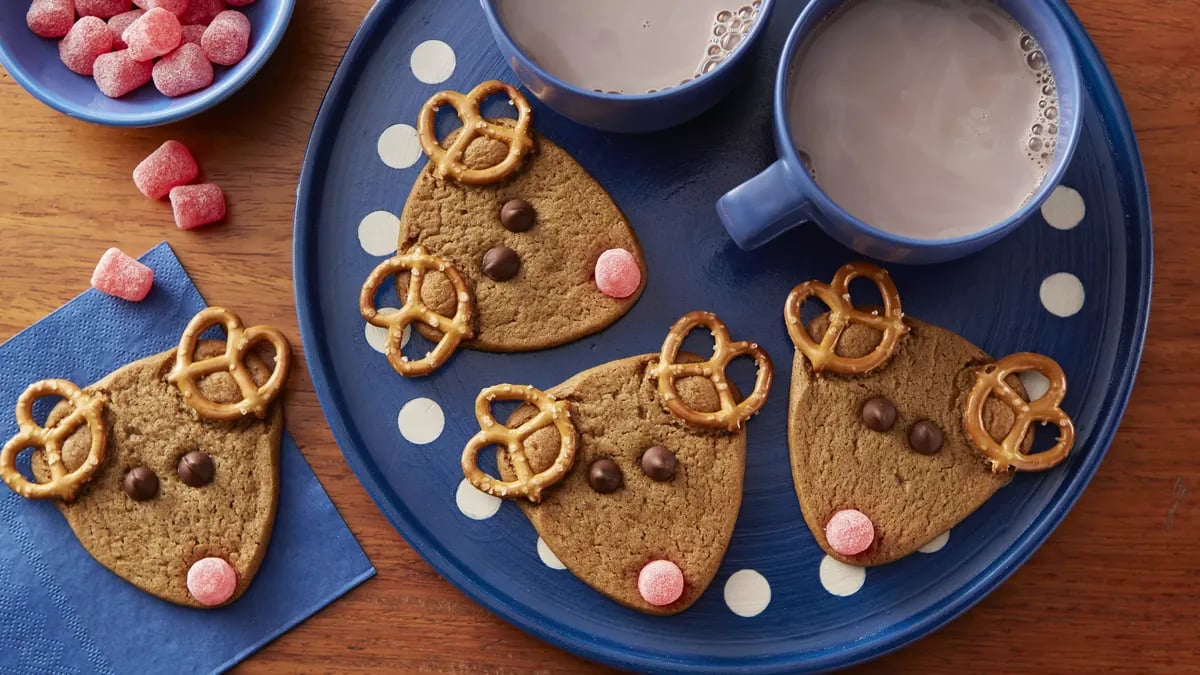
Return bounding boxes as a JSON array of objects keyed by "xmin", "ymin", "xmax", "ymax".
[
  {"xmin": 461, "ymin": 385, "xmax": 577, "ymax": 503},
  {"xmin": 656, "ymin": 311, "xmax": 774, "ymax": 431},
  {"xmin": 359, "ymin": 245, "xmax": 475, "ymax": 377},
  {"xmin": 166, "ymin": 307, "xmax": 291, "ymax": 421},
  {"xmin": 785, "ymin": 262, "xmax": 909, "ymax": 375},
  {"xmin": 0, "ymin": 380, "xmax": 108, "ymax": 501},
  {"xmin": 964, "ymin": 353, "xmax": 1075, "ymax": 472},
  {"xmin": 417, "ymin": 80, "xmax": 535, "ymax": 185}
]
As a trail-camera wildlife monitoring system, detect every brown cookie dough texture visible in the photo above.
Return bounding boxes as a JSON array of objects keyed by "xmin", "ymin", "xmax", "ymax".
[
  {"xmin": 32, "ymin": 342, "xmax": 282, "ymax": 607},
  {"xmin": 497, "ymin": 354, "xmax": 745, "ymax": 615},
  {"xmin": 398, "ymin": 125, "xmax": 646, "ymax": 351},
  {"xmin": 789, "ymin": 315, "xmax": 1027, "ymax": 566}
]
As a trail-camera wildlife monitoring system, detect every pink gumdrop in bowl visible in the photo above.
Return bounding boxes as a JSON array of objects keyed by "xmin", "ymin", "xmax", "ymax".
[{"xmin": 0, "ymin": 0, "xmax": 295, "ymax": 127}]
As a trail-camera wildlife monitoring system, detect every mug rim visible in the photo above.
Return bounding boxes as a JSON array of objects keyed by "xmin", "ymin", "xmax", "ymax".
[
  {"xmin": 480, "ymin": 0, "xmax": 776, "ymax": 104},
  {"xmin": 771, "ymin": 0, "xmax": 1085, "ymax": 250}
]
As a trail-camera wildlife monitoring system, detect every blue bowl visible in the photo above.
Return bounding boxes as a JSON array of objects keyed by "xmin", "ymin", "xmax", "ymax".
[
  {"xmin": 480, "ymin": 0, "xmax": 776, "ymax": 134},
  {"xmin": 0, "ymin": 1, "xmax": 295, "ymax": 127}
]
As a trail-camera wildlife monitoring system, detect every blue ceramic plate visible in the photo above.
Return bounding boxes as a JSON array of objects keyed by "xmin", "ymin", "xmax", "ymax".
[
  {"xmin": 0, "ymin": 0, "xmax": 294, "ymax": 127},
  {"xmin": 294, "ymin": 0, "xmax": 1151, "ymax": 671}
]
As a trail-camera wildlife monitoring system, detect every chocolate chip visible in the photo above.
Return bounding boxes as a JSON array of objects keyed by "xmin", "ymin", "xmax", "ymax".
[
  {"xmin": 909, "ymin": 420, "xmax": 944, "ymax": 455},
  {"xmin": 500, "ymin": 198, "xmax": 535, "ymax": 232},
  {"xmin": 640, "ymin": 445, "xmax": 677, "ymax": 481},
  {"xmin": 177, "ymin": 451, "xmax": 215, "ymax": 487},
  {"xmin": 587, "ymin": 458, "xmax": 623, "ymax": 494},
  {"xmin": 122, "ymin": 466, "xmax": 159, "ymax": 501},
  {"xmin": 482, "ymin": 246, "xmax": 520, "ymax": 281},
  {"xmin": 861, "ymin": 396, "xmax": 897, "ymax": 432}
]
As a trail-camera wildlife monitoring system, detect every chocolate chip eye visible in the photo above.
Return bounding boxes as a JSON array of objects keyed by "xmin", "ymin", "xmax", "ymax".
[
  {"xmin": 909, "ymin": 420, "xmax": 944, "ymax": 455},
  {"xmin": 177, "ymin": 451, "xmax": 215, "ymax": 487},
  {"xmin": 482, "ymin": 246, "xmax": 520, "ymax": 281},
  {"xmin": 861, "ymin": 396, "xmax": 897, "ymax": 432},
  {"xmin": 640, "ymin": 445, "xmax": 677, "ymax": 481},
  {"xmin": 122, "ymin": 466, "xmax": 159, "ymax": 501},
  {"xmin": 587, "ymin": 458, "xmax": 623, "ymax": 494},
  {"xmin": 499, "ymin": 198, "xmax": 535, "ymax": 232}
]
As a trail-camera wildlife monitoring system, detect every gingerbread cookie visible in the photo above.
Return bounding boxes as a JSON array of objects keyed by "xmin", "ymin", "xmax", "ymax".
[
  {"xmin": 785, "ymin": 263, "xmax": 1075, "ymax": 566},
  {"xmin": 360, "ymin": 81, "xmax": 646, "ymax": 377},
  {"xmin": 461, "ymin": 312, "xmax": 773, "ymax": 614},
  {"xmin": 0, "ymin": 307, "xmax": 290, "ymax": 608}
]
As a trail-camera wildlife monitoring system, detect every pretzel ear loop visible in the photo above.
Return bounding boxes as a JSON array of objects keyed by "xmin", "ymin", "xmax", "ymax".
[
  {"xmin": 964, "ymin": 353, "xmax": 1075, "ymax": 472},
  {"xmin": 0, "ymin": 379, "xmax": 108, "ymax": 501}
]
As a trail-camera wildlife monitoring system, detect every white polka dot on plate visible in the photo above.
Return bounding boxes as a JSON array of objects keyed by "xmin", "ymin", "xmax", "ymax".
[
  {"xmin": 365, "ymin": 309, "xmax": 408, "ymax": 354},
  {"xmin": 723, "ymin": 569, "xmax": 771, "ymax": 617},
  {"xmin": 1019, "ymin": 371, "xmax": 1051, "ymax": 401},
  {"xmin": 536, "ymin": 537, "xmax": 566, "ymax": 570},
  {"xmin": 918, "ymin": 531, "xmax": 950, "ymax": 554},
  {"xmin": 819, "ymin": 555, "xmax": 865, "ymax": 597},
  {"xmin": 411, "ymin": 40, "xmax": 456, "ymax": 84},
  {"xmin": 1040, "ymin": 273, "xmax": 1085, "ymax": 317},
  {"xmin": 397, "ymin": 397, "xmax": 444, "ymax": 445},
  {"xmin": 456, "ymin": 478, "xmax": 501, "ymax": 520},
  {"xmin": 358, "ymin": 211, "xmax": 400, "ymax": 257},
  {"xmin": 377, "ymin": 124, "xmax": 423, "ymax": 170},
  {"xmin": 1041, "ymin": 186, "xmax": 1085, "ymax": 231}
]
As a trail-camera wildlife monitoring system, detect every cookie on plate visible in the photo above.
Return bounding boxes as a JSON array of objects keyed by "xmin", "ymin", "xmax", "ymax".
[
  {"xmin": 359, "ymin": 80, "xmax": 647, "ymax": 377},
  {"xmin": 784, "ymin": 263, "xmax": 1076, "ymax": 566},
  {"xmin": 460, "ymin": 312, "xmax": 773, "ymax": 614},
  {"xmin": 0, "ymin": 307, "xmax": 290, "ymax": 608}
]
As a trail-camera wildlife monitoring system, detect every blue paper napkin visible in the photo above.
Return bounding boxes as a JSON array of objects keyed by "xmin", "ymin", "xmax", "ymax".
[{"xmin": 0, "ymin": 243, "xmax": 374, "ymax": 674}]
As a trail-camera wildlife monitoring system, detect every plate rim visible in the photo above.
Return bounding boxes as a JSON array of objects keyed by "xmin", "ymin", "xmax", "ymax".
[{"xmin": 292, "ymin": 0, "xmax": 1153, "ymax": 671}]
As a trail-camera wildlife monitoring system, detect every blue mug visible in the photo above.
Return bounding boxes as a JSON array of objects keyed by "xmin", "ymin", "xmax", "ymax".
[
  {"xmin": 718, "ymin": 0, "xmax": 1084, "ymax": 264},
  {"xmin": 480, "ymin": 0, "xmax": 777, "ymax": 134}
]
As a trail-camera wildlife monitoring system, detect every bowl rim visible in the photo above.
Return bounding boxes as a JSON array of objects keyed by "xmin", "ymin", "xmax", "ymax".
[
  {"xmin": 0, "ymin": 0, "xmax": 296, "ymax": 128},
  {"xmin": 478, "ymin": 0, "xmax": 775, "ymax": 103}
]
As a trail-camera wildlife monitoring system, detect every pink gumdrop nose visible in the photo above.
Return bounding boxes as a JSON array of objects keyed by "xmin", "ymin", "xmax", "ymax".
[
  {"xmin": 825, "ymin": 509, "xmax": 876, "ymax": 556},
  {"xmin": 186, "ymin": 557, "xmax": 238, "ymax": 607},
  {"xmin": 637, "ymin": 559, "xmax": 684, "ymax": 607}
]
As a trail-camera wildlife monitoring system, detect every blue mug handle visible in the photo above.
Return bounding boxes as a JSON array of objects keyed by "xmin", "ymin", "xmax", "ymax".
[{"xmin": 716, "ymin": 159, "xmax": 814, "ymax": 250}]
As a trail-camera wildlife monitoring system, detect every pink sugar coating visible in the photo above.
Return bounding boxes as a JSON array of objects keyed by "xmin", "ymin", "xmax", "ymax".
[
  {"xmin": 201, "ymin": 10, "xmax": 250, "ymax": 66},
  {"xmin": 637, "ymin": 559, "xmax": 684, "ymax": 607},
  {"xmin": 153, "ymin": 43, "xmax": 213, "ymax": 97},
  {"xmin": 106, "ymin": 8, "xmax": 142, "ymax": 49},
  {"xmin": 27, "ymin": 0, "xmax": 75, "ymax": 39},
  {"xmin": 132, "ymin": 0, "xmax": 187, "ymax": 15},
  {"xmin": 594, "ymin": 248, "xmax": 641, "ymax": 299},
  {"xmin": 179, "ymin": 0, "xmax": 223, "ymax": 25},
  {"xmin": 74, "ymin": 0, "xmax": 131, "ymax": 20},
  {"xmin": 133, "ymin": 140, "xmax": 199, "ymax": 199},
  {"xmin": 122, "ymin": 7, "xmax": 180, "ymax": 62},
  {"xmin": 59, "ymin": 16, "xmax": 113, "ymax": 76},
  {"xmin": 91, "ymin": 248, "xmax": 154, "ymax": 301},
  {"xmin": 170, "ymin": 183, "xmax": 226, "ymax": 230},
  {"xmin": 180, "ymin": 23, "xmax": 205, "ymax": 45},
  {"xmin": 186, "ymin": 557, "xmax": 238, "ymax": 607},
  {"xmin": 225, "ymin": 0, "xmax": 255, "ymax": 6},
  {"xmin": 825, "ymin": 509, "xmax": 876, "ymax": 556},
  {"xmin": 93, "ymin": 49, "xmax": 152, "ymax": 97}
]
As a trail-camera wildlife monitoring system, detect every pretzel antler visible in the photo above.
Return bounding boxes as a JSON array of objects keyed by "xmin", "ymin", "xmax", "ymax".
[
  {"xmin": 461, "ymin": 385, "xmax": 577, "ymax": 503},
  {"xmin": 417, "ymin": 80, "xmax": 536, "ymax": 185},
  {"xmin": 0, "ymin": 380, "xmax": 108, "ymax": 501},
  {"xmin": 167, "ymin": 307, "xmax": 291, "ymax": 421},
  {"xmin": 656, "ymin": 311, "xmax": 774, "ymax": 431},
  {"xmin": 964, "ymin": 353, "xmax": 1075, "ymax": 472},
  {"xmin": 360, "ymin": 246, "xmax": 475, "ymax": 377},
  {"xmin": 785, "ymin": 262, "xmax": 908, "ymax": 375}
]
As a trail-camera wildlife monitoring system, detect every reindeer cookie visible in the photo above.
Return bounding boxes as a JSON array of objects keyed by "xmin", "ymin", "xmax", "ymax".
[
  {"xmin": 360, "ymin": 81, "xmax": 647, "ymax": 377},
  {"xmin": 461, "ymin": 312, "xmax": 773, "ymax": 615},
  {"xmin": 0, "ymin": 308, "xmax": 290, "ymax": 608},
  {"xmin": 784, "ymin": 263, "xmax": 1076, "ymax": 566}
]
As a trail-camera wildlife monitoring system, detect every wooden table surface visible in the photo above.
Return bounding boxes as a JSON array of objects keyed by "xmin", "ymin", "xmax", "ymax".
[{"xmin": 1, "ymin": 0, "xmax": 1197, "ymax": 672}]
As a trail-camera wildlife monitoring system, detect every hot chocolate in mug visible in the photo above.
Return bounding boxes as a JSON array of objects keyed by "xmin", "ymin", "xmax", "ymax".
[{"xmin": 718, "ymin": 0, "xmax": 1083, "ymax": 264}]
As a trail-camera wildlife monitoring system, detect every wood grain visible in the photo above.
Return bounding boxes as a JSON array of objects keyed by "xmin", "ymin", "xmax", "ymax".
[{"xmin": 1, "ymin": 0, "xmax": 1197, "ymax": 672}]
